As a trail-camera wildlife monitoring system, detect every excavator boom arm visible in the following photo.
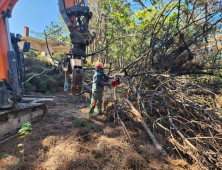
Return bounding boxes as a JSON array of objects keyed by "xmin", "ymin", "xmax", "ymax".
[{"xmin": 0, "ymin": 0, "xmax": 18, "ymax": 82}]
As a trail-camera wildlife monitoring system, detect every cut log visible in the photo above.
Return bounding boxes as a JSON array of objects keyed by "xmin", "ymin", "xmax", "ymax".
[{"xmin": 125, "ymin": 99, "xmax": 168, "ymax": 156}]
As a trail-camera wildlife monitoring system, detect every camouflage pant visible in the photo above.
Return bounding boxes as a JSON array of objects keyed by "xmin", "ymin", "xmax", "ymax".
[{"xmin": 89, "ymin": 91, "xmax": 103, "ymax": 114}]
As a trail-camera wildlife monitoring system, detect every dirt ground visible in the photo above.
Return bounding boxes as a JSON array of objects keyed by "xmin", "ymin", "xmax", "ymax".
[{"xmin": 0, "ymin": 92, "xmax": 195, "ymax": 170}]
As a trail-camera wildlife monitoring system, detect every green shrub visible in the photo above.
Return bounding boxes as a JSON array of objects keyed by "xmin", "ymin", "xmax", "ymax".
[
  {"xmin": 24, "ymin": 58, "xmax": 35, "ymax": 67},
  {"xmin": 25, "ymin": 73, "xmax": 40, "ymax": 85},
  {"xmin": 53, "ymin": 52, "xmax": 63, "ymax": 61},
  {"xmin": 41, "ymin": 75, "xmax": 51, "ymax": 81},
  {"xmin": 46, "ymin": 78, "xmax": 57, "ymax": 91},
  {"xmin": 24, "ymin": 82, "xmax": 32, "ymax": 91},
  {"xmin": 52, "ymin": 74, "xmax": 59, "ymax": 79},
  {"xmin": 25, "ymin": 67, "xmax": 31, "ymax": 74},
  {"xmin": 45, "ymin": 89, "xmax": 51, "ymax": 95},
  {"xmin": 25, "ymin": 50, "xmax": 38, "ymax": 58},
  {"xmin": 31, "ymin": 75, "xmax": 40, "ymax": 85},
  {"xmin": 58, "ymin": 79, "xmax": 65, "ymax": 87},
  {"xmin": 52, "ymin": 57, "xmax": 59, "ymax": 61},
  {"xmin": 25, "ymin": 73, "xmax": 33, "ymax": 81},
  {"xmin": 30, "ymin": 65, "xmax": 45, "ymax": 73},
  {"xmin": 38, "ymin": 58, "xmax": 49, "ymax": 66},
  {"xmin": 37, "ymin": 80, "xmax": 47, "ymax": 93}
]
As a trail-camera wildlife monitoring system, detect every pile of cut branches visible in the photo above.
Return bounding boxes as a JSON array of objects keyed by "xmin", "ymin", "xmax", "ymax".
[{"xmin": 105, "ymin": 72, "xmax": 222, "ymax": 169}]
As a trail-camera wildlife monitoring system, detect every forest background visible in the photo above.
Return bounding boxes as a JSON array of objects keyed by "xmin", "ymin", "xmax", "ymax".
[{"xmin": 24, "ymin": 0, "xmax": 222, "ymax": 94}]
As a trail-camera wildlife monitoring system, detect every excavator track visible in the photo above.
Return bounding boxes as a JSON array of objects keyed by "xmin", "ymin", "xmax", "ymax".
[{"xmin": 0, "ymin": 103, "xmax": 48, "ymax": 144}]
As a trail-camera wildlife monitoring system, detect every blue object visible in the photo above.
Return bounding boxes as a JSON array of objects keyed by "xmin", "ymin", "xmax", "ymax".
[{"xmin": 95, "ymin": 67, "xmax": 101, "ymax": 75}]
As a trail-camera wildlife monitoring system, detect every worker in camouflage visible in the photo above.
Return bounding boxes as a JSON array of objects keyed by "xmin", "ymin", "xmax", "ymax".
[{"xmin": 87, "ymin": 63, "xmax": 114, "ymax": 117}]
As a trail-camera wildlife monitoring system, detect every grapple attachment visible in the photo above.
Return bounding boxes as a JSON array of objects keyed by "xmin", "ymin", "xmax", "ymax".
[
  {"xmin": 70, "ymin": 58, "xmax": 83, "ymax": 94},
  {"xmin": 58, "ymin": 0, "xmax": 96, "ymax": 94}
]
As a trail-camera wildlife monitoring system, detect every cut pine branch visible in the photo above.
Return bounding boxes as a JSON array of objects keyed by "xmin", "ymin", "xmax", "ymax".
[{"xmin": 125, "ymin": 99, "xmax": 168, "ymax": 156}]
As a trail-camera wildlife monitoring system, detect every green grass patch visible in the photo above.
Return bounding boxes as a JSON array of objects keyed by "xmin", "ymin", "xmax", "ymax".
[
  {"xmin": 76, "ymin": 119, "xmax": 92, "ymax": 127},
  {"xmin": 1, "ymin": 154, "xmax": 9, "ymax": 158}
]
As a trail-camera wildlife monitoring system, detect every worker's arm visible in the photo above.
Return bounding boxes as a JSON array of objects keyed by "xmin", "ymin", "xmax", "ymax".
[
  {"xmin": 95, "ymin": 74, "xmax": 112, "ymax": 87},
  {"xmin": 100, "ymin": 81, "xmax": 112, "ymax": 86},
  {"xmin": 104, "ymin": 74, "xmax": 114, "ymax": 79},
  {"xmin": 100, "ymin": 74, "xmax": 113, "ymax": 86}
]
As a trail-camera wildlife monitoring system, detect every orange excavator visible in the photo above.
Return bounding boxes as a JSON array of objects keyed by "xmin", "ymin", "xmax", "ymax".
[{"xmin": 0, "ymin": 0, "xmax": 95, "ymax": 142}]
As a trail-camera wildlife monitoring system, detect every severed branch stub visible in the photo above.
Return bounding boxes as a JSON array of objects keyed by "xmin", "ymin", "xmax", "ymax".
[{"xmin": 125, "ymin": 99, "xmax": 168, "ymax": 156}]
